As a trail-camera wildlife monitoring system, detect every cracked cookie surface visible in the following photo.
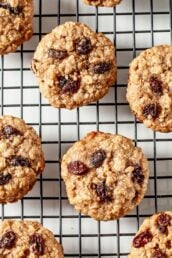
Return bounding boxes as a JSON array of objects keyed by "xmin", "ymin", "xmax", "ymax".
[
  {"xmin": 31, "ymin": 22, "xmax": 116, "ymax": 109},
  {"xmin": 128, "ymin": 211, "xmax": 172, "ymax": 258},
  {"xmin": 127, "ymin": 45, "xmax": 172, "ymax": 132},
  {"xmin": 0, "ymin": 0, "xmax": 33, "ymax": 55},
  {"xmin": 0, "ymin": 115, "xmax": 45, "ymax": 203},
  {"xmin": 82, "ymin": 0, "xmax": 122, "ymax": 7},
  {"xmin": 0, "ymin": 220, "xmax": 64, "ymax": 257},
  {"xmin": 61, "ymin": 131, "xmax": 149, "ymax": 221}
]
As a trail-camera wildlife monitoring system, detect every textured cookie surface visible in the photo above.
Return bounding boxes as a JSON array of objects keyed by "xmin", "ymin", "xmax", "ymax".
[
  {"xmin": 0, "ymin": 220, "xmax": 64, "ymax": 257},
  {"xmin": 0, "ymin": 0, "xmax": 33, "ymax": 55},
  {"xmin": 128, "ymin": 211, "xmax": 172, "ymax": 258},
  {"xmin": 31, "ymin": 22, "xmax": 116, "ymax": 109},
  {"xmin": 0, "ymin": 115, "xmax": 45, "ymax": 203},
  {"xmin": 127, "ymin": 45, "xmax": 172, "ymax": 132},
  {"xmin": 61, "ymin": 131, "xmax": 149, "ymax": 221},
  {"xmin": 83, "ymin": 0, "xmax": 122, "ymax": 7}
]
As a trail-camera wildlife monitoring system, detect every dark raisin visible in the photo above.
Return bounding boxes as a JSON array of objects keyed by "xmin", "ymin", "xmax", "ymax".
[
  {"xmin": 90, "ymin": 182, "xmax": 96, "ymax": 190},
  {"xmin": 157, "ymin": 213, "xmax": 171, "ymax": 226},
  {"xmin": 0, "ymin": 231, "xmax": 16, "ymax": 249},
  {"xmin": 59, "ymin": 76, "xmax": 80, "ymax": 94},
  {"xmin": 48, "ymin": 48, "xmax": 68, "ymax": 60},
  {"xmin": 143, "ymin": 103, "xmax": 161, "ymax": 119},
  {"xmin": 150, "ymin": 76, "xmax": 163, "ymax": 95},
  {"xmin": 75, "ymin": 37, "xmax": 92, "ymax": 55},
  {"xmin": 21, "ymin": 249, "xmax": 30, "ymax": 258},
  {"xmin": 156, "ymin": 213, "xmax": 171, "ymax": 234},
  {"xmin": 9, "ymin": 156, "xmax": 31, "ymax": 167},
  {"xmin": 96, "ymin": 181, "xmax": 112, "ymax": 202},
  {"xmin": 0, "ymin": 3, "xmax": 21, "ymax": 15},
  {"xmin": 157, "ymin": 225, "xmax": 168, "ymax": 234},
  {"xmin": 10, "ymin": 6, "xmax": 21, "ymax": 14},
  {"xmin": 29, "ymin": 234, "xmax": 44, "ymax": 255},
  {"xmin": 133, "ymin": 230, "xmax": 153, "ymax": 248},
  {"xmin": 92, "ymin": 62, "xmax": 112, "ymax": 74},
  {"xmin": 132, "ymin": 164, "xmax": 145, "ymax": 184},
  {"xmin": 59, "ymin": 76, "xmax": 68, "ymax": 87},
  {"xmin": 152, "ymin": 249, "xmax": 167, "ymax": 258},
  {"xmin": 90, "ymin": 149, "xmax": 106, "ymax": 168},
  {"xmin": 166, "ymin": 240, "xmax": 172, "ymax": 249},
  {"xmin": 67, "ymin": 161, "xmax": 89, "ymax": 175},
  {"xmin": 1, "ymin": 125, "xmax": 21, "ymax": 138},
  {"xmin": 0, "ymin": 172, "xmax": 12, "ymax": 185}
]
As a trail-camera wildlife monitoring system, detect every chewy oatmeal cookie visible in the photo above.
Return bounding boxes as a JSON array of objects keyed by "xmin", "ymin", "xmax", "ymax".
[
  {"xmin": 31, "ymin": 22, "xmax": 116, "ymax": 109},
  {"xmin": 128, "ymin": 211, "xmax": 172, "ymax": 258},
  {"xmin": 0, "ymin": 115, "xmax": 45, "ymax": 203},
  {"xmin": 0, "ymin": 220, "xmax": 64, "ymax": 257},
  {"xmin": 61, "ymin": 131, "xmax": 149, "ymax": 221},
  {"xmin": 0, "ymin": 0, "xmax": 33, "ymax": 55},
  {"xmin": 127, "ymin": 45, "xmax": 172, "ymax": 132},
  {"xmin": 82, "ymin": 0, "xmax": 122, "ymax": 7}
]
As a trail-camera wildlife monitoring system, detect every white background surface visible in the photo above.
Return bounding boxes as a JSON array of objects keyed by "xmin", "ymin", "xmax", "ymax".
[{"xmin": 0, "ymin": 0, "xmax": 172, "ymax": 257}]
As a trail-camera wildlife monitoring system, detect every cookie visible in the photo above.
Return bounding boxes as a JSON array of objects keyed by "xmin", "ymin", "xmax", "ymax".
[
  {"xmin": 31, "ymin": 22, "xmax": 116, "ymax": 109},
  {"xmin": 0, "ymin": 115, "xmax": 45, "ymax": 203},
  {"xmin": 61, "ymin": 131, "xmax": 149, "ymax": 221},
  {"xmin": 0, "ymin": 220, "xmax": 64, "ymax": 257},
  {"xmin": 0, "ymin": 0, "xmax": 33, "ymax": 55},
  {"xmin": 127, "ymin": 45, "xmax": 172, "ymax": 132},
  {"xmin": 82, "ymin": 0, "xmax": 122, "ymax": 7},
  {"xmin": 128, "ymin": 211, "xmax": 172, "ymax": 258}
]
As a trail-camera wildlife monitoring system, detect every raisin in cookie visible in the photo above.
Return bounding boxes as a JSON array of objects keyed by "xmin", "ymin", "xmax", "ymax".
[
  {"xmin": 31, "ymin": 22, "xmax": 116, "ymax": 109},
  {"xmin": 0, "ymin": 0, "xmax": 33, "ymax": 55},
  {"xmin": 0, "ymin": 220, "xmax": 64, "ymax": 257},
  {"xmin": 82, "ymin": 0, "xmax": 122, "ymax": 7},
  {"xmin": 128, "ymin": 211, "xmax": 172, "ymax": 258},
  {"xmin": 61, "ymin": 131, "xmax": 149, "ymax": 221},
  {"xmin": 0, "ymin": 115, "xmax": 45, "ymax": 203},
  {"xmin": 127, "ymin": 45, "xmax": 172, "ymax": 132}
]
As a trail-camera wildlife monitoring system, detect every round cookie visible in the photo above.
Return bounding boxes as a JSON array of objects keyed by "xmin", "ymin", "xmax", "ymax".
[
  {"xmin": 61, "ymin": 131, "xmax": 150, "ymax": 221},
  {"xmin": 82, "ymin": 0, "xmax": 122, "ymax": 7},
  {"xmin": 31, "ymin": 22, "xmax": 116, "ymax": 109},
  {"xmin": 127, "ymin": 45, "xmax": 172, "ymax": 132},
  {"xmin": 0, "ymin": 0, "xmax": 33, "ymax": 55},
  {"xmin": 128, "ymin": 211, "xmax": 172, "ymax": 258},
  {"xmin": 0, "ymin": 115, "xmax": 45, "ymax": 203},
  {"xmin": 0, "ymin": 220, "xmax": 64, "ymax": 257}
]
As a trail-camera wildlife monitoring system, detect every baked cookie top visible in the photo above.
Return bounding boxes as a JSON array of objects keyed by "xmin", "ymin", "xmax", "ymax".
[
  {"xmin": 127, "ymin": 45, "xmax": 172, "ymax": 132},
  {"xmin": 128, "ymin": 211, "xmax": 172, "ymax": 258},
  {"xmin": 31, "ymin": 22, "xmax": 116, "ymax": 109},
  {"xmin": 61, "ymin": 131, "xmax": 149, "ymax": 221},
  {"xmin": 82, "ymin": 0, "xmax": 122, "ymax": 7},
  {"xmin": 0, "ymin": 0, "xmax": 33, "ymax": 55},
  {"xmin": 0, "ymin": 220, "xmax": 64, "ymax": 257},
  {"xmin": 0, "ymin": 115, "xmax": 45, "ymax": 203}
]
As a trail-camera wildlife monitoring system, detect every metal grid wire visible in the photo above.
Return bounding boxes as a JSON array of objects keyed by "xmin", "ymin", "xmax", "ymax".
[{"xmin": 0, "ymin": 0, "xmax": 172, "ymax": 257}]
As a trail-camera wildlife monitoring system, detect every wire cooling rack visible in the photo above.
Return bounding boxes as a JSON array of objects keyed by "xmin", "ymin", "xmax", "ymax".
[{"xmin": 0, "ymin": 0, "xmax": 172, "ymax": 257}]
